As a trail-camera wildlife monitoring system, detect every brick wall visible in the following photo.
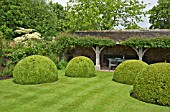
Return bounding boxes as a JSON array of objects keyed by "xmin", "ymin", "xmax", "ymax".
[
  {"xmin": 74, "ymin": 46, "xmax": 170, "ymax": 68},
  {"xmin": 143, "ymin": 48, "xmax": 170, "ymax": 63},
  {"xmin": 73, "ymin": 46, "xmax": 95, "ymax": 63}
]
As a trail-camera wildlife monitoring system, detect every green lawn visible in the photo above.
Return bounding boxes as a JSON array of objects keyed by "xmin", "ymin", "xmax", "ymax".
[{"xmin": 0, "ymin": 70, "xmax": 169, "ymax": 112}]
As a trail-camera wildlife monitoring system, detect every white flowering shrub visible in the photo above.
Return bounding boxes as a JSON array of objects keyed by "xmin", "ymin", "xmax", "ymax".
[
  {"xmin": 14, "ymin": 28, "xmax": 42, "ymax": 43},
  {"xmin": 14, "ymin": 33, "xmax": 41, "ymax": 43},
  {"xmin": 8, "ymin": 28, "xmax": 46, "ymax": 64}
]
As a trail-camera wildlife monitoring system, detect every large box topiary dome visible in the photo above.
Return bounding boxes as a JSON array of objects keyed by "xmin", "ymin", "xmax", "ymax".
[
  {"xmin": 112, "ymin": 60, "xmax": 148, "ymax": 85},
  {"xmin": 65, "ymin": 56, "xmax": 95, "ymax": 78},
  {"xmin": 13, "ymin": 55, "xmax": 58, "ymax": 85},
  {"xmin": 133, "ymin": 63, "xmax": 170, "ymax": 106}
]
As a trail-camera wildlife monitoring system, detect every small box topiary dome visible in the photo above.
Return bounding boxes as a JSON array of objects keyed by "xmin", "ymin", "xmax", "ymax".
[
  {"xmin": 133, "ymin": 63, "xmax": 170, "ymax": 106},
  {"xmin": 65, "ymin": 56, "xmax": 95, "ymax": 78},
  {"xmin": 112, "ymin": 60, "xmax": 148, "ymax": 85},
  {"xmin": 13, "ymin": 55, "xmax": 58, "ymax": 85}
]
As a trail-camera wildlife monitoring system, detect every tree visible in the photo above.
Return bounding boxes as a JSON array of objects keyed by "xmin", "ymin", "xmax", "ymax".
[
  {"xmin": 0, "ymin": 0, "xmax": 26, "ymax": 38},
  {"xmin": 66, "ymin": 0, "xmax": 146, "ymax": 32},
  {"xmin": 23, "ymin": 0, "xmax": 58, "ymax": 37},
  {"xmin": 149, "ymin": 0, "xmax": 170, "ymax": 29},
  {"xmin": 49, "ymin": 2, "xmax": 69, "ymax": 31},
  {"xmin": 0, "ymin": 0, "xmax": 59, "ymax": 39}
]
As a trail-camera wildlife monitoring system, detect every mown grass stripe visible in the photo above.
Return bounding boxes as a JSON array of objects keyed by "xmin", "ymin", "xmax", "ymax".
[
  {"xmin": 9, "ymin": 75, "xmax": 102, "ymax": 111},
  {"xmin": 56, "ymin": 81, "xmax": 108, "ymax": 111},
  {"xmin": 0, "ymin": 70, "xmax": 169, "ymax": 112},
  {"xmin": 25, "ymin": 78, "xmax": 105, "ymax": 111}
]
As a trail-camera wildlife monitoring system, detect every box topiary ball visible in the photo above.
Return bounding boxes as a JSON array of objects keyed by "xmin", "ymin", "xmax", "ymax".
[
  {"xmin": 65, "ymin": 56, "xmax": 95, "ymax": 78},
  {"xmin": 13, "ymin": 55, "xmax": 58, "ymax": 85},
  {"xmin": 133, "ymin": 63, "xmax": 170, "ymax": 106},
  {"xmin": 112, "ymin": 60, "xmax": 148, "ymax": 85}
]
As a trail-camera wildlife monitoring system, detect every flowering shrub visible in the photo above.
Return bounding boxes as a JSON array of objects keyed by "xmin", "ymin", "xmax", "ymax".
[
  {"xmin": 14, "ymin": 32, "xmax": 41, "ymax": 43},
  {"xmin": 14, "ymin": 28, "xmax": 42, "ymax": 43},
  {"xmin": 3, "ymin": 32, "xmax": 51, "ymax": 76},
  {"xmin": 7, "ymin": 28, "xmax": 48, "ymax": 63}
]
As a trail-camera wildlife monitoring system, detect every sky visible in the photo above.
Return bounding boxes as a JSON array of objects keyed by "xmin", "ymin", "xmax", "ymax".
[{"xmin": 52, "ymin": 0, "xmax": 158, "ymax": 29}]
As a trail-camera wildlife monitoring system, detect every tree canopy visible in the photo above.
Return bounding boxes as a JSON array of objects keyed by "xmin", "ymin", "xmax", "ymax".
[
  {"xmin": 49, "ymin": 2, "xmax": 69, "ymax": 32},
  {"xmin": 149, "ymin": 0, "xmax": 170, "ymax": 29},
  {"xmin": 66, "ymin": 0, "xmax": 146, "ymax": 32},
  {"xmin": 0, "ymin": 0, "xmax": 65, "ymax": 39},
  {"xmin": 0, "ymin": 0, "xmax": 148, "ymax": 38}
]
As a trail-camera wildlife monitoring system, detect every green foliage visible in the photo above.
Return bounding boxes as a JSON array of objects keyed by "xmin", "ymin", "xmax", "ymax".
[
  {"xmin": 5, "ymin": 28, "xmax": 58, "ymax": 64},
  {"xmin": 77, "ymin": 36, "xmax": 115, "ymax": 47},
  {"xmin": 51, "ymin": 33, "xmax": 78, "ymax": 58},
  {"xmin": 0, "ymin": 32, "xmax": 3, "ymax": 62},
  {"xmin": 47, "ymin": 52, "xmax": 68, "ymax": 70},
  {"xmin": 57, "ymin": 59, "xmax": 68, "ymax": 70},
  {"xmin": 65, "ymin": 56, "xmax": 95, "ymax": 78},
  {"xmin": 47, "ymin": 53, "xmax": 59, "ymax": 65},
  {"xmin": 2, "ymin": 38, "xmax": 58, "ymax": 76},
  {"xmin": 0, "ymin": 39, "xmax": 13, "ymax": 76},
  {"xmin": 121, "ymin": 36, "xmax": 170, "ymax": 48},
  {"xmin": 51, "ymin": 34, "xmax": 115, "ymax": 59},
  {"xmin": 0, "ymin": 31, "xmax": 4, "ymax": 75},
  {"xmin": 113, "ymin": 60, "xmax": 148, "ymax": 85},
  {"xmin": 133, "ymin": 63, "xmax": 170, "ymax": 106},
  {"xmin": 7, "ymin": 39, "xmax": 51, "ymax": 63},
  {"xmin": 1, "ymin": 61, "xmax": 15, "ymax": 76},
  {"xmin": 149, "ymin": 0, "xmax": 170, "ymax": 29},
  {"xmin": 121, "ymin": 37, "xmax": 150, "ymax": 48},
  {"xmin": 49, "ymin": 2, "xmax": 69, "ymax": 31},
  {"xmin": 13, "ymin": 55, "xmax": 58, "ymax": 85},
  {"xmin": 66, "ymin": 0, "xmax": 146, "ymax": 32},
  {"xmin": 0, "ymin": 0, "xmax": 62, "ymax": 38},
  {"xmin": 149, "ymin": 37, "xmax": 170, "ymax": 48}
]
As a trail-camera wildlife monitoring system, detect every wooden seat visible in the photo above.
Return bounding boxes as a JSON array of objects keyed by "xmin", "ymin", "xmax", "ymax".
[{"xmin": 109, "ymin": 60, "xmax": 118, "ymax": 70}]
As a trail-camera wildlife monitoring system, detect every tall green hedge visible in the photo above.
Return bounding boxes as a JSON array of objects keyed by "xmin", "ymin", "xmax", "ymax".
[
  {"xmin": 133, "ymin": 63, "xmax": 170, "ymax": 106},
  {"xmin": 112, "ymin": 60, "xmax": 148, "ymax": 85},
  {"xmin": 0, "ymin": 32, "xmax": 3, "ymax": 75},
  {"xmin": 0, "ymin": 32, "xmax": 3, "ymax": 60}
]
